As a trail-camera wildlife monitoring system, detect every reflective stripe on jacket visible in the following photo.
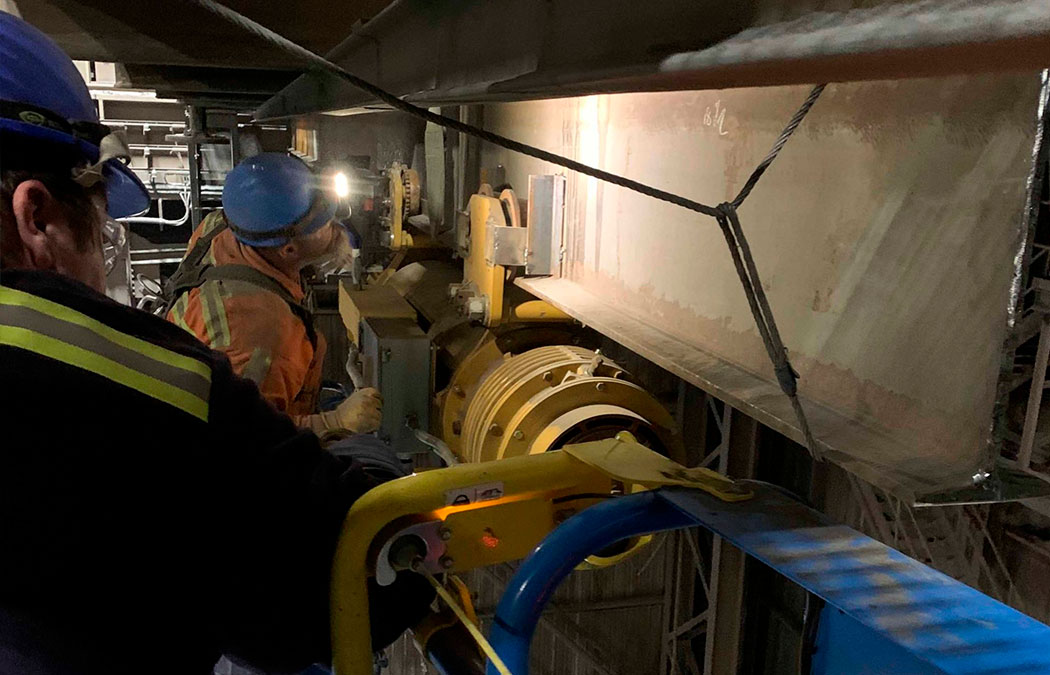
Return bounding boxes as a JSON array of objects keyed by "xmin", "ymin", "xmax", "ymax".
[
  {"xmin": 0, "ymin": 269, "xmax": 428, "ymax": 675},
  {"xmin": 167, "ymin": 210, "xmax": 326, "ymax": 419},
  {"xmin": 1, "ymin": 283, "xmax": 212, "ymax": 421}
]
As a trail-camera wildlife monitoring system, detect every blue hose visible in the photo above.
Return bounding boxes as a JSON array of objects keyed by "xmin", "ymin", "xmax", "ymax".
[{"xmin": 487, "ymin": 491, "xmax": 696, "ymax": 675}]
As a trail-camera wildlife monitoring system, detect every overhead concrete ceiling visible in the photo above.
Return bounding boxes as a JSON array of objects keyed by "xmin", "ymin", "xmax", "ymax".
[{"xmin": 13, "ymin": 0, "xmax": 395, "ymax": 108}]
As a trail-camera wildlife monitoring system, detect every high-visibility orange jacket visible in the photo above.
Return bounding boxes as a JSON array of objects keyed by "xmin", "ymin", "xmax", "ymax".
[{"xmin": 167, "ymin": 210, "xmax": 326, "ymax": 423}]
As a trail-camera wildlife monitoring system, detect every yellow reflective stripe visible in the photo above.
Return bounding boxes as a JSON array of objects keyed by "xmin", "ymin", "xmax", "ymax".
[
  {"xmin": 1, "ymin": 286, "xmax": 210, "ymax": 382},
  {"xmin": 200, "ymin": 282, "xmax": 231, "ymax": 348},
  {"xmin": 169, "ymin": 294, "xmax": 194, "ymax": 335},
  {"xmin": 199, "ymin": 211, "xmax": 224, "ymax": 266},
  {"xmin": 0, "ymin": 325, "xmax": 208, "ymax": 421}
]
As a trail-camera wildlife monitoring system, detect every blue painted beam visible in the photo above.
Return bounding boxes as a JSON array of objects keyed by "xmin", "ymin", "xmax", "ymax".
[
  {"xmin": 659, "ymin": 484, "xmax": 1050, "ymax": 674},
  {"xmin": 488, "ymin": 483, "xmax": 1050, "ymax": 674}
]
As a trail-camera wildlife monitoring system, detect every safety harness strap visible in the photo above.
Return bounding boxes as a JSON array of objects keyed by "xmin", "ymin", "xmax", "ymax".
[
  {"xmin": 162, "ymin": 213, "xmax": 230, "ymax": 306},
  {"xmin": 164, "ymin": 214, "xmax": 318, "ymax": 349},
  {"xmin": 0, "ymin": 286, "xmax": 212, "ymax": 421}
]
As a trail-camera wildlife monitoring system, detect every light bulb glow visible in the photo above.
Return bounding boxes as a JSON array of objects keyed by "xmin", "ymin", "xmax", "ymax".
[{"xmin": 333, "ymin": 171, "xmax": 350, "ymax": 199}]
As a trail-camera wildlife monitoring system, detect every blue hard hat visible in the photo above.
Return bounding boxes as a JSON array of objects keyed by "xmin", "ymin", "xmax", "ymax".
[
  {"xmin": 222, "ymin": 152, "xmax": 336, "ymax": 247},
  {"xmin": 0, "ymin": 12, "xmax": 150, "ymax": 218}
]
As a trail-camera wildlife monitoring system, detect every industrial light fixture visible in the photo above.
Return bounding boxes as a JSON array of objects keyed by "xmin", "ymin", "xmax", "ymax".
[{"xmin": 334, "ymin": 171, "xmax": 350, "ymax": 199}]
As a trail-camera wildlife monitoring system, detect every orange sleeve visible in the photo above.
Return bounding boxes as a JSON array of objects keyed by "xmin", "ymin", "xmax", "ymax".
[{"xmin": 220, "ymin": 293, "xmax": 317, "ymax": 416}]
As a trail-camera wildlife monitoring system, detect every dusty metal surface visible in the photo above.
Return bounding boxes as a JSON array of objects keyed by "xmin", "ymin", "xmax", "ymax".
[
  {"xmin": 256, "ymin": 0, "xmax": 1050, "ymax": 118},
  {"xmin": 502, "ymin": 74, "xmax": 1048, "ymax": 499},
  {"xmin": 518, "ymin": 275, "xmax": 950, "ymax": 499}
]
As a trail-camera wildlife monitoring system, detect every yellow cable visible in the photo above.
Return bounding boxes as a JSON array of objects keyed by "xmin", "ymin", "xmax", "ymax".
[{"xmin": 415, "ymin": 563, "xmax": 514, "ymax": 675}]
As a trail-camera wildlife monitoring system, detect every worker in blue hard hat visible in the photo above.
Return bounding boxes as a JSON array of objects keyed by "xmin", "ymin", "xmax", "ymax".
[
  {"xmin": 0, "ymin": 11, "xmax": 430, "ymax": 675},
  {"xmin": 0, "ymin": 16, "xmax": 149, "ymax": 268},
  {"xmin": 166, "ymin": 152, "xmax": 382, "ymax": 436}
]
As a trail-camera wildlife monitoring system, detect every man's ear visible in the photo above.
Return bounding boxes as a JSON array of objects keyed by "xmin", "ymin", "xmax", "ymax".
[
  {"xmin": 10, "ymin": 179, "xmax": 66, "ymax": 271},
  {"xmin": 278, "ymin": 240, "xmax": 299, "ymax": 261}
]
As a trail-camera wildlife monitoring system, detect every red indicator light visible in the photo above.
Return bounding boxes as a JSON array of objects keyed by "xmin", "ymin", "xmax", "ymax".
[{"xmin": 481, "ymin": 528, "xmax": 500, "ymax": 549}]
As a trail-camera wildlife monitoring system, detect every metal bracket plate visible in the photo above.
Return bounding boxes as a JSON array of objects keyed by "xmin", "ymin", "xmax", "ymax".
[
  {"xmin": 914, "ymin": 458, "xmax": 1050, "ymax": 506},
  {"xmin": 486, "ymin": 225, "xmax": 528, "ymax": 267},
  {"xmin": 375, "ymin": 520, "xmax": 447, "ymax": 586},
  {"xmin": 564, "ymin": 432, "xmax": 753, "ymax": 502},
  {"xmin": 526, "ymin": 174, "xmax": 565, "ymax": 276}
]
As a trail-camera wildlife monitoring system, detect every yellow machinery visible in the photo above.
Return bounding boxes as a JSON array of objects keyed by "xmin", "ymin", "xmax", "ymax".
[
  {"xmin": 382, "ymin": 162, "xmax": 422, "ymax": 251},
  {"xmin": 337, "ymin": 172, "xmax": 682, "ymax": 578},
  {"xmin": 449, "ymin": 187, "xmax": 524, "ymax": 326},
  {"xmin": 329, "ymin": 434, "xmax": 750, "ymax": 675},
  {"xmin": 443, "ymin": 340, "xmax": 679, "ymax": 463},
  {"xmin": 320, "ymin": 164, "xmax": 743, "ymax": 674},
  {"xmin": 340, "ymin": 172, "xmax": 681, "ymax": 474}
]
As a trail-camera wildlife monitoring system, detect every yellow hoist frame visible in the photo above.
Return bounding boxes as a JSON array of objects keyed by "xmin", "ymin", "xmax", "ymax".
[{"xmin": 330, "ymin": 433, "xmax": 751, "ymax": 675}]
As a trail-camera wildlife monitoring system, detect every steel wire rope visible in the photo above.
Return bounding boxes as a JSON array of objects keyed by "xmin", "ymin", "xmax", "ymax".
[{"xmin": 184, "ymin": 0, "xmax": 826, "ymax": 460}]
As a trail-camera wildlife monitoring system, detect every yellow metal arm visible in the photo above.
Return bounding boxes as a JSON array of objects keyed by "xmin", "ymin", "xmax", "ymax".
[
  {"xmin": 330, "ymin": 436, "xmax": 751, "ymax": 674},
  {"xmin": 330, "ymin": 449, "xmax": 614, "ymax": 674}
]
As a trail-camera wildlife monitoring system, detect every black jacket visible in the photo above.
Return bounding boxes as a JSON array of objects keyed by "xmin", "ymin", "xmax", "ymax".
[{"xmin": 0, "ymin": 270, "xmax": 430, "ymax": 674}]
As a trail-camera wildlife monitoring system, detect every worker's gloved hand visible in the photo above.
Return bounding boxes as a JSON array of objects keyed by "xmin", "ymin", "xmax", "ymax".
[
  {"xmin": 333, "ymin": 387, "xmax": 383, "ymax": 433},
  {"xmin": 327, "ymin": 388, "xmax": 386, "ymax": 436},
  {"xmin": 306, "ymin": 387, "xmax": 383, "ymax": 435}
]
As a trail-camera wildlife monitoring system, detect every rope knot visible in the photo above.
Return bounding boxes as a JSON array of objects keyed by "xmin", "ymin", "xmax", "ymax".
[{"xmin": 715, "ymin": 202, "xmax": 737, "ymax": 219}]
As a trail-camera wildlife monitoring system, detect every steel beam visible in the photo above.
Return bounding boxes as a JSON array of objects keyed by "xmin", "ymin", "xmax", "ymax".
[
  {"xmin": 18, "ymin": 0, "xmax": 387, "ymax": 68},
  {"xmin": 657, "ymin": 484, "xmax": 1050, "ymax": 675},
  {"xmin": 668, "ymin": 532, "xmax": 698, "ymax": 673},
  {"xmin": 184, "ymin": 106, "xmax": 206, "ymax": 229},
  {"xmin": 476, "ymin": 595, "xmax": 665, "ymax": 619},
  {"xmin": 119, "ymin": 65, "xmax": 295, "ymax": 97},
  {"xmin": 704, "ymin": 408, "xmax": 758, "ymax": 675},
  {"xmin": 257, "ymin": 0, "xmax": 1050, "ymax": 119},
  {"xmin": 1018, "ymin": 317, "xmax": 1050, "ymax": 468}
]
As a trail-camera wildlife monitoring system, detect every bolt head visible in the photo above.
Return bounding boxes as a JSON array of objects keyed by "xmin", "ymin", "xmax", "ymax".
[
  {"xmin": 466, "ymin": 297, "xmax": 487, "ymax": 321},
  {"xmin": 440, "ymin": 556, "xmax": 455, "ymax": 570},
  {"xmin": 439, "ymin": 527, "xmax": 453, "ymax": 541},
  {"xmin": 512, "ymin": 430, "xmax": 524, "ymax": 440},
  {"xmin": 596, "ymin": 382, "xmax": 607, "ymax": 392}
]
